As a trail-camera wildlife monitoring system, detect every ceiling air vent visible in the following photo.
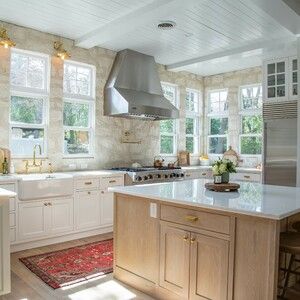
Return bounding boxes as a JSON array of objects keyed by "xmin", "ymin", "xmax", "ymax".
[{"xmin": 157, "ymin": 21, "xmax": 176, "ymax": 30}]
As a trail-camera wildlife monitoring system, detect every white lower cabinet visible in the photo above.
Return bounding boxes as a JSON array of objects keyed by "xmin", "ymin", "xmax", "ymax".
[
  {"xmin": 18, "ymin": 201, "xmax": 49, "ymax": 240},
  {"xmin": 18, "ymin": 198, "xmax": 73, "ymax": 241},
  {"xmin": 75, "ymin": 190, "xmax": 101, "ymax": 230},
  {"xmin": 100, "ymin": 190, "xmax": 113, "ymax": 226}
]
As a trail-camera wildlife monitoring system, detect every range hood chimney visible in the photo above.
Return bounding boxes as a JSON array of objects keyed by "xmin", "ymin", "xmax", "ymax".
[{"xmin": 104, "ymin": 49, "xmax": 179, "ymax": 120}]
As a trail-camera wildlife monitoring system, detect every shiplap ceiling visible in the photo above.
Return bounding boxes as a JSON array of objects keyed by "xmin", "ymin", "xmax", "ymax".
[{"xmin": 0, "ymin": 0, "xmax": 299, "ymax": 76}]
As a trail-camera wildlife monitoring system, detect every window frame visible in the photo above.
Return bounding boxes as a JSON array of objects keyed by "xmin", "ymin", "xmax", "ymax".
[
  {"xmin": 185, "ymin": 88, "xmax": 200, "ymax": 155},
  {"xmin": 9, "ymin": 49, "xmax": 50, "ymax": 158},
  {"xmin": 159, "ymin": 82, "xmax": 179, "ymax": 156},
  {"xmin": 207, "ymin": 89, "xmax": 229, "ymax": 155},
  {"xmin": 63, "ymin": 60, "xmax": 96, "ymax": 158},
  {"xmin": 239, "ymin": 84, "xmax": 263, "ymax": 157}
]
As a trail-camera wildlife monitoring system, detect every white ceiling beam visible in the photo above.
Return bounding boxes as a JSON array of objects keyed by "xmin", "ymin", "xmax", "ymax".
[
  {"xmin": 247, "ymin": 0, "xmax": 300, "ymax": 35},
  {"xmin": 75, "ymin": 0, "xmax": 187, "ymax": 49},
  {"xmin": 166, "ymin": 37, "xmax": 296, "ymax": 70}
]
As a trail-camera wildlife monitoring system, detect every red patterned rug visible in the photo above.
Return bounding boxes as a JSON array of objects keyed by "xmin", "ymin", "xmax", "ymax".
[{"xmin": 19, "ymin": 239, "xmax": 113, "ymax": 289}]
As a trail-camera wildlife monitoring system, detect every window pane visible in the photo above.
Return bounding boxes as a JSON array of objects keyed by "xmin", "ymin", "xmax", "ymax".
[
  {"xmin": 209, "ymin": 90, "xmax": 228, "ymax": 113},
  {"xmin": 162, "ymin": 84, "xmax": 176, "ymax": 105},
  {"xmin": 241, "ymin": 86, "xmax": 262, "ymax": 110},
  {"xmin": 10, "ymin": 52, "xmax": 46, "ymax": 90},
  {"xmin": 241, "ymin": 136, "xmax": 262, "ymax": 154},
  {"xmin": 63, "ymin": 102, "xmax": 89, "ymax": 127},
  {"xmin": 242, "ymin": 115, "xmax": 262, "ymax": 134},
  {"xmin": 186, "ymin": 137, "xmax": 194, "ymax": 153},
  {"xmin": 11, "ymin": 96, "xmax": 44, "ymax": 124},
  {"xmin": 11, "ymin": 127, "xmax": 44, "ymax": 155},
  {"xmin": 208, "ymin": 137, "xmax": 227, "ymax": 154},
  {"xmin": 64, "ymin": 130, "xmax": 90, "ymax": 154},
  {"xmin": 160, "ymin": 135, "xmax": 174, "ymax": 154},
  {"xmin": 186, "ymin": 90, "xmax": 198, "ymax": 112},
  {"xmin": 186, "ymin": 118, "xmax": 194, "ymax": 135},
  {"xmin": 160, "ymin": 120, "xmax": 174, "ymax": 134},
  {"xmin": 210, "ymin": 118, "xmax": 228, "ymax": 135},
  {"xmin": 64, "ymin": 63, "xmax": 92, "ymax": 97}
]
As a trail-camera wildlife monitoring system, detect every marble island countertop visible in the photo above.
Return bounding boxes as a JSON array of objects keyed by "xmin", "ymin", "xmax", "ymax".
[{"xmin": 110, "ymin": 179, "xmax": 300, "ymax": 220}]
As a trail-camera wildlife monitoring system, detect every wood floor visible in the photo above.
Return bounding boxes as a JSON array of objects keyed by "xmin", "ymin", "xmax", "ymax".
[
  {"xmin": 1, "ymin": 233, "xmax": 299, "ymax": 300},
  {"xmin": 1, "ymin": 234, "xmax": 154, "ymax": 300}
]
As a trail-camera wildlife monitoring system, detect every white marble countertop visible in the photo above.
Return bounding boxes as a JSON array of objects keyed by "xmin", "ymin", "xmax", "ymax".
[
  {"xmin": 110, "ymin": 179, "xmax": 300, "ymax": 220},
  {"xmin": 182, "ymin": 166, "xmax": 262, "ymax": 174}
]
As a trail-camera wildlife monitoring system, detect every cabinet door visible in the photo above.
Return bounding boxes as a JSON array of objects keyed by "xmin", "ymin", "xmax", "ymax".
[
  {"xmin": 50, "ymin": 198, "xmax": 74, "ymax": 234},
  {"xmin": 100, "ymin": 190, "xmax": 113, "ymax": 226},
  {"xmin": 18, "ymin": 201, "xmax": 49, "ymax": 240},
  {"xmin": 264, "ymin": 58, "xmax": 288, "ymax": 102},
  {"xmin": 190, "ymin": 233, "xmax": 229, "ymax": 300},
  {"xmin": 289, "ymin": 56, "xmax": 298, "ymax": 100},
  {"xmin": 159, "ymin": 224, "xmax": 190, "ymax": 298},
  {"xmin": 75, "ymin": 190, "xmax": 100, "ymax": 230}
]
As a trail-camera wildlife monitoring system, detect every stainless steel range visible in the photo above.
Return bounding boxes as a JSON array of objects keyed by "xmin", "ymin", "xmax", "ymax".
[{"xmin": 110, "ymin": 167, "xmax": 185, "ymax": 185}]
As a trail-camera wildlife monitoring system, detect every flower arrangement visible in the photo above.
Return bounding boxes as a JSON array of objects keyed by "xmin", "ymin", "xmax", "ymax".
[{"xmin": 212, "ymin": 158, "xmax": 236, "ymax": 183}]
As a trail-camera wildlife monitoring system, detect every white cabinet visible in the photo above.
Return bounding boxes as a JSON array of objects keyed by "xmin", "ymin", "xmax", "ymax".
[
  {"xmin": 75, "ymin": 190, "xmax": 101, "ymax": 230},
  {"xmin": 100, "ymin": 190, "xmax": 113, "ymax": 226},
  {"xmin": 185, "ymin": 169, "xmax": 212, "ymax": 180},
  {"xmin": 263, "ymin": 57, "xmax": 288, "ymax": 102},
  {"xmin": 289, "ymin": 56, "xmax": 298, "ymax": 100},
  {"xmin": 18, "ymin": 198, "xmax": 73, "ymax": 241},
  {"xmin": 264, "ymin": 56, "xmax": 298, "ymax": 102},
  {"xmin": 230, "ymin": 172, "xmax": 261, "ymax": 183},
  {"xmin": 50, "ymin": 198, "xmax": 74, "ymax": 234},
  {"xmin": 18, "ymin": 201, "xmax": 49, "ymax": 240}
]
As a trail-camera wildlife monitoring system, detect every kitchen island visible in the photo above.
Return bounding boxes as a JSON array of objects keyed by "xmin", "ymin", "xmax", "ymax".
[
  {"xmin": 111, "ymin": 179, "xmax": 300, "ymax": 300},
  {"xmin": 0, "ymin": 188, "xmax": 16, "ymax": 296}
]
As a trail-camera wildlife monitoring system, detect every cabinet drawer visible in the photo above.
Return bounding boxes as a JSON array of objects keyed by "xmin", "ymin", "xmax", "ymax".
[
  {"xmin": 100, "ymin": 175, "xmax": 124, "ymax": 189},
  {"xmin": 10, "ymin": 213, "xmax": 16, "ymax": 227},
  {"xmin": 160, "ymin": 205, "xmax": 230, "ymax": 234},
  {"xmin": 9, "ymin": 197, "xmax": 15, "ymax": 212},
  {"xmin": 75, "ymin": 178, "xmax": 99, "ymax": 190},
  {"xmin": 231, "ymin": 172, "xmax": 261, "ymax": 182},
  {"xmin": 10, "ymin": 227, "xmax": 16, "ymax": 243}
]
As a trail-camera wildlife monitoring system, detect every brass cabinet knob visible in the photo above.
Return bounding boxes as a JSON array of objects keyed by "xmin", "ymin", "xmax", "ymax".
[
  {"xmin": 88, "ymin": 191, "xmax": 91, "ymax": 195},
  {"xmin": 101, "ymin": 191, "xmax": 105, "ymax": 194},
  {"xmin": 191, "ymin": 237, "xmax": 196, "ymax": 244},
  {"xmin": 48, "ymin": 202, "xmax": 52, "ymax": 206},
  {"xmin": 244, "ymin": 175, "xmax": 250, "ymax": 179},
  {"xmin": 44, "ymin": 203, "xmax": 48, "ymax": 206},
  {"xmin": 185, "ymin": 215, "xmax": 199, "ymax": 222},
  {"xmin": 85, "ymin": 182, "xmax": 92, "ymax": 185},
  {"xmin": 183, "ymin": 235, "xmax": 189, "ymax": 241}
]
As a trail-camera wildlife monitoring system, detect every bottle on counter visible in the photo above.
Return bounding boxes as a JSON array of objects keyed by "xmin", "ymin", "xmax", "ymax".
[{"xmin": 2, "ymin": 157, "xmax": 9, "ymax": 174}]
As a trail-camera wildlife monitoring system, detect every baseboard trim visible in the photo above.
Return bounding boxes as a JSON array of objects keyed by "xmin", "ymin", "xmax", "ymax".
[{"xmin": 10, "ymin": 227, "xmax": 113, "ymax": 252}]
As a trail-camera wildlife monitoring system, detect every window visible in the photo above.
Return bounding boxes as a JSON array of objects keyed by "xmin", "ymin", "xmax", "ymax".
[
  {"xmin": 63, "ymin": 61, "xmax": 95, "ymax": 156},
  {"xmin": 207, "ymin": 90, "xmax": 228, "ymax": 154},
  {"xmin": 185, "ymin": 89, "xmax": 200, "ymax": 154},
  {"xmin": 9, "ymin": 49, "xmax": 49, "ymax": 157},
  {"xmin": 239, "ymin": 85, "xmax": 263, "ymax": 155},
  {"xmin": 160, "ymin": 83, "xmax": 178, "ymax": 154}
]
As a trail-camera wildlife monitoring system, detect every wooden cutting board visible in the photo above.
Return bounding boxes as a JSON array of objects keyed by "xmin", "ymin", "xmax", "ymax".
[
  {"xmin": 0, "ymin": 148, "xmax": 11, "ymax": 173},
  {"xmin": 205, "ymin": 182, "xmax": 240, "ymax": 192}
]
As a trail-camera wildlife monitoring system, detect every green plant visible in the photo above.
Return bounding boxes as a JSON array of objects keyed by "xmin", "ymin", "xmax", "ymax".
[{"xmin": 212, "ymin": 158, "xmax": 236, "ymax": 176}]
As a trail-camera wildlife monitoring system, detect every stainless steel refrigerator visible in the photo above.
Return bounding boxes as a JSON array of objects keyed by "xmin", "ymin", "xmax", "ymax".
[{"xmin": 263, "ymin": 102, "xmax": 298, "ymax": 187}]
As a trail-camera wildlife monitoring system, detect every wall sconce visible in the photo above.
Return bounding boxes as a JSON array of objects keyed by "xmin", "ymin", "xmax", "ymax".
[
  {"xmin": 54, "ymin": 41, "xmax": 71, "ymax": 60},
  {"xmin": 0, "ymin": 28, "xmax": 16, "ymax": 48}
]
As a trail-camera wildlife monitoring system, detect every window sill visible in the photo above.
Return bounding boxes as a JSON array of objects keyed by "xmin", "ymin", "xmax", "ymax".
[{"xmin": 62, "ymin": 155, "xmax": 95, "ymax": 159}]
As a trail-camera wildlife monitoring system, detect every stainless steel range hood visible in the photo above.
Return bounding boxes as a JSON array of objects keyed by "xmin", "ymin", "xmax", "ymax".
[{"xmin": 104, "ymin": 49, "xmax": 179, "ymax": 120}]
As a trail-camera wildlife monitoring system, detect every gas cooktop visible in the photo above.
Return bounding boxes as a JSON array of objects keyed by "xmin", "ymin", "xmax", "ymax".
[{"xmin": 110, "ymin": 166, "xmax": 182, "ymax": 172}]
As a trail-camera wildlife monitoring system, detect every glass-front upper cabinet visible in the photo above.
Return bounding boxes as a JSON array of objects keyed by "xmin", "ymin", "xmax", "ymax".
[
  {"xmin": 289, "ymin": 56, "xmax": 298, "ymax": 100},
  {"xmin": 264, "ymin": 58, "xmax": 288, "ymax": 102}
]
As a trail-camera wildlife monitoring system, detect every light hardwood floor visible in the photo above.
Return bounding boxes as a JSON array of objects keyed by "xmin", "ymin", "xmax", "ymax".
[
  {"xmin": 1, "ymin": 233, "xmax": 299, "ymax": 300},
  {"xmin": 1, "ymin": 234, "xmax": 154, "ymax": 300}
]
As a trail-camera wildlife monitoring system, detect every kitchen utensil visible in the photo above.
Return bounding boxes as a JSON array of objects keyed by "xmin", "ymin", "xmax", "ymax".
[{"xmin": 154, "ymin": 156, "xmax": 164, "ymax": 168}]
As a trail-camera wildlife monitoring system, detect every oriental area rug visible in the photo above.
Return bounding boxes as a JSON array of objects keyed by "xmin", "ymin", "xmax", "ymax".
[{"xmin": 19, "ymin": 239, "xmax": 113, "ymax": 289}]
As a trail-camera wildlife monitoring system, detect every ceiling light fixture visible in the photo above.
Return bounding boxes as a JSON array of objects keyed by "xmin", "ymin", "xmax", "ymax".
[
  {"xmin": 0, "ymin": 28, "xmax": 16, "ymax": 48},
  {"xmin": 54, "ymin": 41, "xmax": 71, "ymax": 60},
  {"xmin": 157, "ymin": 21, "xmax": 176, "ymax": 30}
]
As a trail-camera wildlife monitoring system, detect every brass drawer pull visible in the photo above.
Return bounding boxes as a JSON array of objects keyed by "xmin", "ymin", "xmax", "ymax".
[
  {"xmin": 183, "ymin": 235, "xmax": 189, "ymax": 241},
  {"xmin": 185, "ymin": 215, "xmax": 198, "ymax": 222},
  {"xmin": 202, "ymin": 173, "xmax": 207, "ymax": 176},
  {"xmin": 244, "ymin": 175, "xmax": 251, "ymax": 179},
  {"xmin": 85, "ymin": 181, "xmax": 93, "ymax": 185},
  {"xmin": 109, "ymin": 180, "xmax": 116, "ymax": 184},
  {"xmin": 186, "ymin": 174, "xmax": 191, "ymax": 177},
  {"xmin": 44, "ymin": 203, "xmax": 48, "ymax": 206}
]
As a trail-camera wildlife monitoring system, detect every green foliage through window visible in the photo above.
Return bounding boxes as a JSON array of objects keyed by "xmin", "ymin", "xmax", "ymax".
[
  {"xmin": 210, "ymin": 118, "xmax": 228, "ymax": 135},
  {"xmin": 241, "ymin": 115, "xmax": 262, "ymax": 134},
  {"xmin": 241, "ymin": 136, "xmax": 262, "ymax": 155},
  {"xmin": 63, "ymin": 102, "xmax": 89, "ymax": 127}
]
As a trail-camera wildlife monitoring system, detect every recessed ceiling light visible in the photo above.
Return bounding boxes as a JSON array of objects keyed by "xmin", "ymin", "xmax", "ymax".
[{"xmin": 157, "ymin": 21, "xmax": 176, "ymax": 30}]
